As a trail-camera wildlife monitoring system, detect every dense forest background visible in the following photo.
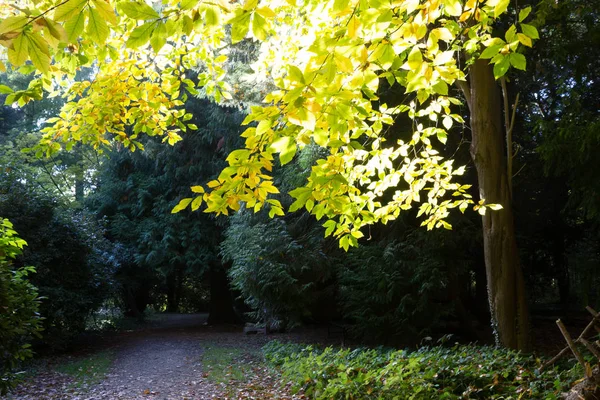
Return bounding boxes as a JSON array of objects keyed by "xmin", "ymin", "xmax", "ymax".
[{"xmin": 0, "ymin": 0, "xmax": 599, "ymax": 367}]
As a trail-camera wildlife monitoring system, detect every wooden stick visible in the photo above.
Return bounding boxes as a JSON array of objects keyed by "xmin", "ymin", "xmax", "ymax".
[
  {"xmin": 580, "ymin": 338, "xmax": 600, "ymax": 360},
  {"xmin": 541, "ymin": 347, "xmax": 571, "ymax": 371},
  {"xmin": 556, "ymin": 319, "xmax": 591, "ymax": 377},
  {"xmin": 540, "ymin": 307, "xmax": 600, "ymax": 371}
]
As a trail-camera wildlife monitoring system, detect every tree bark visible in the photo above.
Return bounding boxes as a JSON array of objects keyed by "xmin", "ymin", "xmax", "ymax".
[{"xmin": 465, "ymin": 60, "xmax": 531, "ymax": 350}]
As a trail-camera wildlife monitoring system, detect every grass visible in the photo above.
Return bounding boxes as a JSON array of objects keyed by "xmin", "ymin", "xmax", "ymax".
[
  {"xmin": 54, "ymin": 350, "xmax": 114, "ymax": 388},
  {"xmin": 201, "ymin": 346, "xmax": 251, "ymax": 384}
]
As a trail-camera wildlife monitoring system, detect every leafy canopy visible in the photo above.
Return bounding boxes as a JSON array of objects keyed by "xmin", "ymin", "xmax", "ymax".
[{"xmin": 0, "ymin": 0, "xmax": 538, "ymax": 249}]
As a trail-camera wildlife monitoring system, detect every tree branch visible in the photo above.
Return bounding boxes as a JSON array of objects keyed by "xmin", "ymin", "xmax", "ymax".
[
  {"xmin": 456, "ymin": 80, "xmax": 472, "ymax": 112},
  {"xmin": 500, "ymin": 77, "xmax": 519, "ymax": 200}
]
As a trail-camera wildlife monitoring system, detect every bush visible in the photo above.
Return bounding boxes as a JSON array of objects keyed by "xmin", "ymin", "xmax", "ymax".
[
  {"xmin": 339, "ymin": 224, "xmax": 479, "ymax": 344},
  {"xmin": 0, "ymin": 177, "xmax": 115, "ymax": 349},
  {"xmin": 0, "ymin": 219, "xmax": 43, "ymax": 394},
  {"xmin": 222, "ymin": 208, "xmax": 336, "ymax": 329},
  {"xmin": 263, "ymin": 340, "xmax": 581, "ymax": 399}
]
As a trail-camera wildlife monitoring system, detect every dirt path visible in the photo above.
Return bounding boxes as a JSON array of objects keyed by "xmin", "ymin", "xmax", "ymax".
[
  {"xmin": 87, "ymin": 315, "xmax": 213, "ymax": 399},
  {"xmin": 5, "ymin": 314, "xmax": 291, "ymax": 400}
]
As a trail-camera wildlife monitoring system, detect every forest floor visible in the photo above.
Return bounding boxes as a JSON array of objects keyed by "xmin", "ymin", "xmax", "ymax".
[
  {"xmin": 3, "ymin": 314, "xmax": 322, "ymax": 400},
  {"xmin": 3, "ymin": 311, "xmax": 590, "ymax": 400}
]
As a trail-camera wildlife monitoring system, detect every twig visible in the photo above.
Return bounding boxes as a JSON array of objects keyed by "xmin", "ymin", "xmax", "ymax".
[
  {"xmin": 580, "ymin": 338, "xmax": 600, "ymax": 360},
  {"xmin": 540, "ymin": 307, "xmax": 600, "ymax": 372},
  {"xmin": 556, "ymin": 319, "xmax": 591, "ymax": 377}
]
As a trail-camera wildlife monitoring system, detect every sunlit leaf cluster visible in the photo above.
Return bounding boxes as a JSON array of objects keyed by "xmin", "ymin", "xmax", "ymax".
[{"xmin": 0, "ymin": 0, "xmax": 538, "ymax": 248}]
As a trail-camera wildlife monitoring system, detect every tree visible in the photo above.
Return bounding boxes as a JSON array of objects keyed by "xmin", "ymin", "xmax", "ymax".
[
  {"xmin": 0, "ymin": 0, "xmax": 543, "ymax": 349},
  {"xmin": 88, "ymin": 98, "xmax": 245, "ymax": 321}
]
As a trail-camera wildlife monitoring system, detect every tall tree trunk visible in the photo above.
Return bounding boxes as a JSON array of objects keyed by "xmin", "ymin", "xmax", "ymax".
[
  {"xmin": 465, "ymin": 60, "xmax": 530, "ymax": 350},
  {"xmin": 207, "ymin": 263, "xmax": 238, "ymax": 324}
]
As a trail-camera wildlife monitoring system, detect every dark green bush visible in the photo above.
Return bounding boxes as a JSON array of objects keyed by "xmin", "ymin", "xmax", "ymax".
[
  {"xmin": 339, "ymin": 223, "xmax": 479, "ymax": 344},
  {"xmin": 0, "ymin": 177, "xmax": 114, "ymax": 349},
  {"xmin": 0, "ymin": 219, "xmax": 43, "ymax": 394},
  {"xmin": 263, "ymin": 341, "xmax": 581, "ymax": 399}
]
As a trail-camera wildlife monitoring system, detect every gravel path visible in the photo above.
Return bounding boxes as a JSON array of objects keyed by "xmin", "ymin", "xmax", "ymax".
[
  {"xmin": 4, "ymin": 314, "xmax": 268, "ymax": 400},
  {"xmin": 87, "ymin": 327, "xmax": 212, "ymax": 399}
]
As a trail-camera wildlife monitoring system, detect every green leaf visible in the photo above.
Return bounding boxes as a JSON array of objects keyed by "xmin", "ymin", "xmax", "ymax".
[
  {"xmin": 54, "ymin": 0, "xmax": 88, "ymax": 22},
  {"xmin": 150, "ymin": 20, "xmax": 167, "ymax": 52},
  {"xmin": 86, "ymin": 7, "xmax": 110, "ymax": 44},
  {"xmin": 171, "ymin": 198, "xmax": 192, "ymax": 213},
  {"xmin": 0, "ymin": 85, "xmax": 13, "ymax": 94},
  {"xmin": 323, "ymin": 220, "xmax": 336, "ymax": 237},
  {"xmin": 520, "ymin": 24, "xmax": 539, "ymax": 40},
  {"xmin": 252, "ymin": 12, "xmax": 267, "ymax": 40},
  {"xmin": 230, "ymin": 11, "xmax": 251, "ymax": 43},
  {"xmin": 494, "ymin": 0, "xmax": 510, "ymax": 17},
  {"xmin": 518, "ymin": 6, "xmax": 532, "ymax": 22},
  {"xmin": 509, "ymin": 52, "xmax": 526, "ymax": 70},
  {"xmin": 119, "ymin": 1, "xmax": 160, "ymax": 20},
  {"xmin": 493, "ymin": 56, "xmax": 510, "ymax": 79},
  {"xmin": 126, "ymin": 21, "xmax": 156, "ymax": 48},
  {"xmin": 432, "ymin": 80, "xmax": 448, "ymax": 95},
  {"xmin": 289, "ymin": 187, "xmax": 312, "ymax": 212},
  {"xmin": 204, "ymin": 6, "xmax": 220, "ymax": 26},
  {"xmin": 180, "ymin": 0, "xmax": 197, "ymax": 10},
  {"xmin": 288, "ymin": 65, "xmax": 305, "ymax": 84},
  {"xmin": 270, "ymin": 136, "xmax": 296, "ymax": 165},
  {"xmin": 480, "ymin": 44, "xmax": 502, "ymax": 59},
  {"xmin": 407, "ymin": 46, "xmax": 423, "ymax": 70},
  {"xmin": 437, "ymin": 130, "xmax": 447, "ymax": 144},
  {"xmin": 504, "ymin": 25, "xmax": 517, "ymax": 43},
  {"xmin": 64, "ymin": 11, "xmax": 86, "ymax": 42},
  {"xmin": 45, "ymin": 19, "xmax": 68, "ymax": 42},
  {"xmin": 0, "ymin": 16, "xmax": 28, "ymax": 35}
]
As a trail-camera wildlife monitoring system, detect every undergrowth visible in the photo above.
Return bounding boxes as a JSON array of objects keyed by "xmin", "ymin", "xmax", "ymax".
[
  {"xmin": 263, "ymin": 341, "xmax": 582, "ymax": 399},
  {"xmin": 202, "ymin": 346, "xmax": 250, "ymax": 384}
]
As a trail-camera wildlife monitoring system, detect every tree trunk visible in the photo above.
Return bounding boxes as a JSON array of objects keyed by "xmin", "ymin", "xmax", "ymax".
[
  {"xmin": 207, "ymin": 263, "xmax": 238, "ymax": 324},
  {"xmin": 166, "ymin": 271, "xmax": 178, "ymax": 313},
  {"xmin": 466, "ymin": 60, "xmax": 530, "ymax": 350}
]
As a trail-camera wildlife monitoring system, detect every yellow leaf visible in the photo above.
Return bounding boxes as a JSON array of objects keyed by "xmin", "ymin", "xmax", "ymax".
[
  {"xmin": 171, "ymin": 198, "xmax": 192, "ymax": 213},
  {"xmin": 347, "ymin": 14, "xmax": 360, "ymax": 38},
  {"xmin": 91, "ymin": 0, "xmax": 117, "ymax": 25},
  {"xmin": 517, "ymin": 33, "xmax": 532, "ymax": 47}
]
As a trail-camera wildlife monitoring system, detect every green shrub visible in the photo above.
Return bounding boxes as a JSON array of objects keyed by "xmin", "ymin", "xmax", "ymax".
[
  {"xmin": 339, "ymin": 223, "xmax": 479, "ymax": 344},
  {"xmin": 263, "ymin": 340, "xmax": 581, "ymax": 399},
  {"xmin": 0, "ymin": 219, "xmax": 43, "ymax": 395},
  {"xmin": 0, "ymin": 178, "xmax": 115, "ymax": 350}
]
